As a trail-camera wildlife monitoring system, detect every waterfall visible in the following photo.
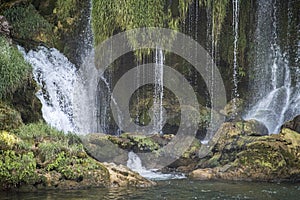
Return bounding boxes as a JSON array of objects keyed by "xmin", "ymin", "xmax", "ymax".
[
  {"xmin": 232, "ymin": 0, "xmax": 240, "ymax": 115},
  {"xmin": 244, "ymin": 0, "xmax": 300, "ymax": 134},
  {"xmin": 18, "ymin": 0, "xmax": 102, "ymax": 134},
  {"xmin": 19, "ymin": 46, "xmax": 78, "ymax": 133},
  {"xmin": 98, "ymin": 75, "xmax": 123, "ymax": 135},
  {"xmin": 153, "ymin": 47, "xmax": 164, "ymax": 134},
  {"xmin": 127, "ymin": 151, "xmax": 185, "ymax": 180},
  {"xmin": 78, "ymin": 0, "xmax": 93, "ymax": 63},
  {"xmin": 202, "ymin": 2, "xmax": 219, "ymax": 143}
]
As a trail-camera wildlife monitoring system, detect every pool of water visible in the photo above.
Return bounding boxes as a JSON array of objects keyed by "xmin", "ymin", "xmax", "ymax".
[{"xmin": 1, "ymin": 179, "xmax": 300, "ymax": 200}]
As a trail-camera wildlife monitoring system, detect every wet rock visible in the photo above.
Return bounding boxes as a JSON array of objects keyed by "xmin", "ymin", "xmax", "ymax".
[
  {"xmin": 282, "ymin": 115, "xmax": 300, "ymax": 134},
  {"xmin": 190, "ymin": 168, "xmax": 214, "ymax": 180},
  {"xmin": 103, "ymin": 162, "xmax": 156, "ymax": 187},
  {"xmin": 192, "ymin": 121, "xmax": 300, "ymax": 182},
  {"xmin": 81, "ymin": 133, "xmax": 129, "ymax": 164},
  {"xmin": 166, "ymin": 139, "xmax": 201, "ymax": 172},
  {"xmin": 198, "ymin": 120, "xmax": 268, "ymax": 159}
]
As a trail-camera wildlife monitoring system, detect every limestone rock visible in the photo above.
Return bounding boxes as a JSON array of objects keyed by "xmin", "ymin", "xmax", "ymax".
[
  {"xmin": 103, "ymin": 162, "xmax": 156, "ymax": 187},
  {"xmin": 190, "ymin": 168, "xmax": 215, "ymax": 180}
]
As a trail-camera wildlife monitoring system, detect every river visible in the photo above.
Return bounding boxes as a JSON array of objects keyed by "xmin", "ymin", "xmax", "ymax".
[{"xmin": 1, "ymin": 179, "xmax": 300, "ymax": 200}]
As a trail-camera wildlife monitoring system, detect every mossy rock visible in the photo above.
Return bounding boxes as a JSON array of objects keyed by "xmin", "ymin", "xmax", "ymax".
[
  {"xmin": 2, "ymin": 4, "xmax": 54, "ymax": 47},
  {"xmin": 120, "ymin": 133, "xmax": 161, "ymax": 152},
  {"xmin": 282, "ymin": 115, "xmax": 300, "ymax": 134},
  {"xmin": 192, "ymin": 124, "xmax": 300, "ymax": 182},
  {"xmin": 0, "ymin": 123, "xmax": 110, "ymax": 191},
  {"xmin": 231, "ymin": 129, "xmax": 300, "ymax": 181},
  {"xmin": 10, "ymin": 76, "xmax": 42, "ymax": 123},
  {"xmin": 81, "ymin": 133, "xmax": 128, "ymax": 164},
  {"xmin": 220, "ymin": 98, "xmax": 245, "ymax": 120},
  {"xmin": 198, "ymin": 120, "xmax": 268, "ymax": 162},
  {"xmin": 0, "ymin": 102, "xmax": 23, "ymax": 131}
]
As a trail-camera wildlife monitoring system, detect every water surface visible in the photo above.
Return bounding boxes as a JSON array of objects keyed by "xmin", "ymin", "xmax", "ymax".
[{"xmin": 1, "ymin": 179, "xmax": 300, "ymax": 200}]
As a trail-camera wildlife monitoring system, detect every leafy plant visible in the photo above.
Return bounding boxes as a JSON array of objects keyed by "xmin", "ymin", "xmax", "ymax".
[{"xmin": 0, "ymin": 150, "xmax": 38, "ymax": 186}]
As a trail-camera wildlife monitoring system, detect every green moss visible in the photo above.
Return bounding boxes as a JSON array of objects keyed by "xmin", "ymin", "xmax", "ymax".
[
  {"xmin": 281, "ymin": 128, "xmax": 300, "ymax": 147},
  {"xmin": 3, "ymin": 4, "xmax": 53, "ymax": 43},
  {"xmin": 9, "ymin": 79, "xmax": 42, "ymax": 124},
  {"xmin": 182, "ymin": 139, "xmax": 201, "ymax": 159},
  {"xmin": 0, "ymin": 36, "xmax": 31, "ymax": 99},
  {"xmin": 54, "ymin": 0, "xmax": 78, "ymax": 22},
  {"xmin": 0, "ymin": 102, "xmax": 23, "ymax": 131},
  {"xmin": 0, "ymin": 122, "xmax": 111, "ymax": 190},
  {"xmin": 121, "ymin": 133, "xmax": 160, "ymax": 152},
  {"xmin": 13, "ymin": 122, "xmax": 65, "ymax": 142},
  {"xmin": 206, "ymin": 153, "xmax": 221, "ymax": 167}
]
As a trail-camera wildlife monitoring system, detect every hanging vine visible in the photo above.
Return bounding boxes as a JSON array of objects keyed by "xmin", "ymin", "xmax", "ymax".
[{"xmin": 92, "ymin": 0, "xmax": 230, "ymax": 55}]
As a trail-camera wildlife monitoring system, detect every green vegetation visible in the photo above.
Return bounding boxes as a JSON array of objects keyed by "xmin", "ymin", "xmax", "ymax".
[
  {"xmin": 0, "ymin": 150, "xmax": 38, "ymax": 188},
  {"xmin": 0, "ymin": 122, "xmax": 109, "ymax": 190},
  {"xmin": 0, "ymin": 102, "xmax": 23, "ymax": 131},
  {"xmin": 3, "ymin": 4, "xmax": 53, "ymax": 43},
  {"xmin": 92, "ymin": 0, "xmax": 229, "ymax": 47},
  {"xmin": 121, "ymin": 133, "xmax": 160, "ymax": 152},
  {"xmin": 92, "ymin": 0, "xmax": 166, "ymax": 46},
  {"xmin": 54, "ymin": 0, "xmax": 79, "ymax": 22},
  {"xmin": 0, "ymin": 36, "xmax": 31, "ymax": 99}
]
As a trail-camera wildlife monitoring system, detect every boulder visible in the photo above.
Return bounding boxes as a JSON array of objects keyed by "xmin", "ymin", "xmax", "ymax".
[
  {"xmin": 192, "ymin": 120, "xmax": 300, "ymax": 182},
  {"xmin": 81, "ymin": 133, "xmax": 129, "ymax": 164},
  {"xmin": 282, "ymin": 115, "xmax": 300, "ymax": 134},
  {"xmin": 103, "ymin": 162, "xmax": 156, "ymax": 187}
]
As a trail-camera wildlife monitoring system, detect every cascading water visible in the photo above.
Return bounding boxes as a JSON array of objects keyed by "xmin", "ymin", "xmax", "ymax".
[
  {"xmin": 202, "ymin": 2, "xmax": 219, "ymax": 143},
  {"xmin": 19, "ymin": 46, "xmax": 78, "ymax": 133},
  {"xmin": 232, "ymin": 0, "xmax": 240, "ymax": 114},
  {"xmin": 244, "ymin": 0, "xmax": 300, "ymax": 134},
  {"xmin": 98, "ymin": 75, "xmax": 123, "ymax": 135},
  {"xmin": 153, "ymin": 47, "xmax": 164, "ymax": 134},
  {"xmin": 127, "ymin": 151, "xmax": 185, "ymax": 180}
]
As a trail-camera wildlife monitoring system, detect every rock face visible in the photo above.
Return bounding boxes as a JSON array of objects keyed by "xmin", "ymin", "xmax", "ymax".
[
  {"xmin": 82, "ymin": 132, "xmax": 202, "ymax": 172},
  {"xmin": 191, "ymin": 120, "xmax": 300, "ymax": 182},
  {"xmin": 282, "ymin": 115, "xmax": 300, "ymax": 134},
  {"xmin": 81, "ymin": 119, "xmax": 300, "ymax": 182}
]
